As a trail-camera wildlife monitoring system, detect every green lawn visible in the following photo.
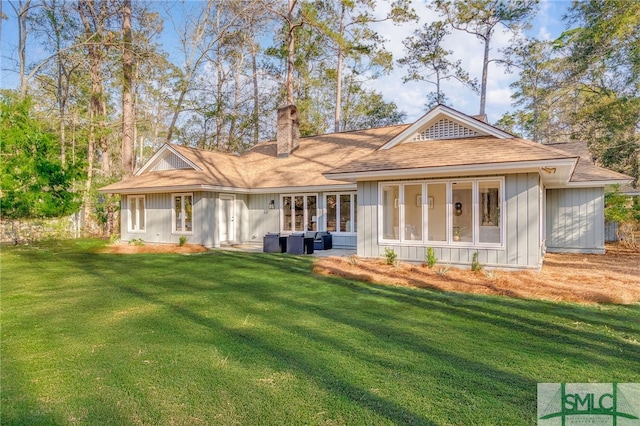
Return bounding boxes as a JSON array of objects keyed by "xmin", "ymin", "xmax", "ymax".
[{"xmin": 1, "ymin": 239, "xmax": 638, "ymax": 425}]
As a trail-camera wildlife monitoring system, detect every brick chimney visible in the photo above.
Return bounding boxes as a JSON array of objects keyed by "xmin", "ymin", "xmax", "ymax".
[{"xmin": 276, "ymin": 104, "xmax": 299, "ymax": 157}]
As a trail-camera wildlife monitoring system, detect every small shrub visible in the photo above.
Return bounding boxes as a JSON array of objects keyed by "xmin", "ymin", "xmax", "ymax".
[
  {"xmin": 425, "ymin": 247, "xmax": 437, "ymax": 269},
  {"xmin": 347, "ymin": 255, "xmax": 359, "ymax": 266},
  {"xmin": 483, "ymin": 269, "xmax": 496, "ymax": 279},
  {"xmin": 437, "ymin": 264, "xmax": 451, "ymax": 276},
  {"xmin": 109, "ymin": 234, "xmax": 120, "ymax": 244},
  {"xmin": 471, "ymin": 252, "xmax": 482, "ymax": 272},
  {"xmin": 128, "ymin": 238, "xmax": 144, "ymax": 246},
  {"xmin": 179, "ymin": 236, "xmax": 188, "ymax": 246},
  {"xmin": 383, "ymin": 247, "xmax": 398, "ymax": 266}
]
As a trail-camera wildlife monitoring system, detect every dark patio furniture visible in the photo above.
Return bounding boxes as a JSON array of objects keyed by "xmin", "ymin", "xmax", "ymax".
[
  {"xmin": 287, "ymin": 233, "xmax": 305, "ymax": 254},
  {"xmin": 279, "ymin": 236, "xmax": 287, "ymax": 253},
  {"xmin": 304, "ymin": 237, "xmax": 314, "ymax": 254},
  {"xmin": 263, "ymin": 233, "xmax": 281, "ymax": 253},
  {"xmin": 287, "ymin": 233, "xmax": 315, "ymax": 254},
  {"xmin": 313, "ymin": 232, "xmax": 332, "ymax": 250}
]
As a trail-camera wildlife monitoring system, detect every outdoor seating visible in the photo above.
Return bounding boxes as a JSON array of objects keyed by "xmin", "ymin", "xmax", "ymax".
[
  {"xmin": 313, "ymin": 232, "xmax": 332, "ymax": 250},
  {"xmin": 287, "ymin": 233, "xmax": 306, "ymax": 254},
  {"xmin": 263, "ymin": 233, "xmax": 281, "ymax": 253},
  {"xmin": 287, "ymin": 233, "xmax": 315, "ymax": 254}
]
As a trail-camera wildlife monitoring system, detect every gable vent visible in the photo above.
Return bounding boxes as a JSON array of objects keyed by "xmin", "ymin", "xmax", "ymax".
[
  {"xmin": 151, "ymin": 152, "xmax": 192, "ymax": 172},
  {"xmin": 412, "ymin": 118, "xmax": 480, "ymax": 141}
]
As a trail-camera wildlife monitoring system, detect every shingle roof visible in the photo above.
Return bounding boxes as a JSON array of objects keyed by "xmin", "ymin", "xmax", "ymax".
[
  {"xmin": 100, "ymin": 124, "xmax": 409, "ymax": 193},
  {"xmin": 100, "ymin": 118, "xmax": 632, "ymax": 195},
  {"xmin": 326, "ymin": 136, "xmax": 577, "ymax": 175},
  {"xmin": 546, "ymin": 141, "xmax": 632, "ymax": 183}
]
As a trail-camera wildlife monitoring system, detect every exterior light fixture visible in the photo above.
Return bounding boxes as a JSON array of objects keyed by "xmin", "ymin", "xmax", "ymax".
[{"xmin": 268, "ymin": 200, "xmax": 275, "ymax": 209}]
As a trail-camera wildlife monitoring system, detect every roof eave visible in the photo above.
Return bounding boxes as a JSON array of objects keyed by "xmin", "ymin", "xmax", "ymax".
[
  {"xmin": 325, "ymin": 159, "xmax": 577, "ymax": 182},
  {"xmin": 549, "ymin": 178, "xmax": 634, "ymax": 189},
  {"xmin": 98, "ymin": 182, "xmax": 357, "ymax": 195}
]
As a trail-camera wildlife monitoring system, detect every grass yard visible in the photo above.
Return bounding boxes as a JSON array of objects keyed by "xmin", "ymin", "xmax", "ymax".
[{"xmin": 1, "ymin": 239, "xmax": 639, "ymax": 425}]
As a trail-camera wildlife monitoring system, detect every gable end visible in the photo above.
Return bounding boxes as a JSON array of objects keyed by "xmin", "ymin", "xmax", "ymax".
[
  {"xmin": 150, "ymin": 152, "xmax": 193, "ymax": 172},
  {"xmin": 381, "ymin": 104, "xmax": 513, "ymax": 150},
  {"xmin": 412, "ymin": 118, "xmax": 480, "ymax": 141}
]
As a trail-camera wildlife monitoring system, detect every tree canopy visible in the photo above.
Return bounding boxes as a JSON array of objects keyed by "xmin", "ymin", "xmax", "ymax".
[
  {"xmin": 500, "ymin": 0, "xmax": 640, "ymax": 183},
  {"xmin": 0, "ymin": 91, "xmax": 81, "ymax": 220}
]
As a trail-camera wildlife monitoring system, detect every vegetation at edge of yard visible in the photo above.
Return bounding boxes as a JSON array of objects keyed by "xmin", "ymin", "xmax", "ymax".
[{"xmin": 1, "ymin": 239, "xmax": 639, "ymax": 425}]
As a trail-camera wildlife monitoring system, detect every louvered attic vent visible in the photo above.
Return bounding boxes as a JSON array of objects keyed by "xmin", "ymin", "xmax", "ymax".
[
  {"xmin": 412, "ymin": 118, "xmax": 480, "ymax": 141},
  {"xmin": 151, "ymin": 152, "xmax": 192, "ymax": 171}
]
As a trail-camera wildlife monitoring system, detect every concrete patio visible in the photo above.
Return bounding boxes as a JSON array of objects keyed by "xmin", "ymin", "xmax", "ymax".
[{"xmin": 216, "ymin": 243, "xmax": 355, "ymax": 258}]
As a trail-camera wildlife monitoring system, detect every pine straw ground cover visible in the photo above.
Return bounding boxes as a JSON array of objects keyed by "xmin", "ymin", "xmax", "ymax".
[
  {"xmin": 314, "ymin": 244, "xmax": 640, "ymax": 305},
  {"xmin": 102, "ymin": 242, "xmax": 209, "ymax": 254}
]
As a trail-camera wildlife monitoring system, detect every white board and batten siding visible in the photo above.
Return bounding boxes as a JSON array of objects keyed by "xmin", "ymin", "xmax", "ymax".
[
  {"xmin": 246, "ymin": 192, "xmax": 357, "ymax": 248},
  {"xmin": 247, "ymin": 193, "xmax": 281, "ymax": 241},
  {"xmin": 546, "ymin": 187, "xmax": 605, "ymax": 254},
  {"xmin": 120, "ymin": 191, "xmax": 216, "ymax": 247},
  {"xmin": 358, "ymin": 173, "xmax": 543, "ymax": 269}
]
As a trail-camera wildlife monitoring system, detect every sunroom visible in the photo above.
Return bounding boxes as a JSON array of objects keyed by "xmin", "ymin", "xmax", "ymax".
[{"xmin": 379, "ymin": 178, "xmax": 503, "ymax": 247}]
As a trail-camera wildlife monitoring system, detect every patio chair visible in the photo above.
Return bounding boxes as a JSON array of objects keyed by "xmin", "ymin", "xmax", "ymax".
[
  {"xmin": 313, "ymin": 232, "xmax": 332, "ymax": 250},
  {"xmin": 287, "ymin": 233, "xmax": 305, "ymax": 255},
  {"xmin": 263, "ymin": 233, "xmax": 281, "ymax": 253}
]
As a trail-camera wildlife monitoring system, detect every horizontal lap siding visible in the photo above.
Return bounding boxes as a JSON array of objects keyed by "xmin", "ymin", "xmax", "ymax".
[
  {"xmin": 546, "ymin": 187, "xmax": 604, "ymax": 253},
  {"xmin": 358, "ymin": 173, "xmax": 541, "ymax": 268}
]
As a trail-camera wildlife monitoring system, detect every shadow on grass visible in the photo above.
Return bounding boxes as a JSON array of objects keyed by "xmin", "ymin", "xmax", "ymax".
[
  {"xmin": 3, "ymin": 242, "xmax": 639, "ymax": 424},
  {"xmin": 116, "ymin": 280, "xmax": 436, "ymax": 425}
]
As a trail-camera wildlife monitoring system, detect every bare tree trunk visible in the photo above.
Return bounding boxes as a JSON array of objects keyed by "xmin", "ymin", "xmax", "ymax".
[
  {"xmin": 121, "ymin": 0, "xmax": 134, "ymax": 177},
  {"xmin": 334, "ymin": 3, "xmax": 345, "ymax": 133},
  {"xmin": 57, "ymin": 56, "xmax": 67, "ymax": 164},
  {"xmin": 16, "ymin": 0, "xmax": 32, "ymax": 98},
  {"xmin": 166, "ymin": 87, "xmax": 188, "ymax": 143},
  {"xmin": 99, "ymin": 101, "xmax": 109, "ymax": 174},
  {"xmin": 78, "ymin": 0, "xmax": 110, "ymax": 232},
  {"xmin": 84, "ymin": 108, "xmax": 95, "ymax": 232},
  {"xmin": 251, "ymin": 36, "xmax": 260, "ymax": 145},
  {"xmin": 59, "ymin": 97, "xmax": 66, "ymax": 164},
  {"xmin": 229, "ymin": 42, "xmax": 245, "ymax": 152},
  {"xmin": 286, "ymin": 0, "xmax": 297, "ymax": 105},
  {"xmin": 479, "ymin": 34, "xmax": 490, "ymax": 117}
]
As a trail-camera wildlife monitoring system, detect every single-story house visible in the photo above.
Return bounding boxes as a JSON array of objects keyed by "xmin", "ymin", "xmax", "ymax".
[{"xmin": 99, "ymin": 104, "xmax": 632, "ymax": 269}]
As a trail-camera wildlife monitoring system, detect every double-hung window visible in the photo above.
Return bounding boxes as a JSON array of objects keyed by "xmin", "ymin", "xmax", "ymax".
[
  {"xmin": 128, "ymin": 195, "xmax": 145, "ymax": 233},
  {"xmin": 173, "ymin": 193, "xmax": 193, "ymax": 234},
  {"xmin": 325, "ymin": 193, "xmax": 357, "ymax": 233}
]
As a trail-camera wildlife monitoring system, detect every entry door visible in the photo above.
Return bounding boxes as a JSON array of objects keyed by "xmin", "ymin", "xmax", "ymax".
[{"xmin": 219, "ymin": 194, "xmax": 235, "ymax": 243}]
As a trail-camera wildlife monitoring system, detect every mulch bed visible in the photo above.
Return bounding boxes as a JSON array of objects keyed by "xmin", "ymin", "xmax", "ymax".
[{"xmin": 313, "ymin": 244, "xmax": 640, "ymax": 305}]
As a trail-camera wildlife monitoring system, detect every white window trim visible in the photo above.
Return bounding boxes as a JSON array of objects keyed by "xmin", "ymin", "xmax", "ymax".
[
  {"xmin": 379, "ymin": 183, "xmax": 400, "ymax": 242},
  {"xmin": 378, "ymin": 177, "xmax": 505, "ymax": 248},
  {"xmin": 324, "ymin": 192, "xmax": 357, "ymax": 235},
  {"xmin": 172, "ymin": 193, "xmax": 194, "ymax": 235},
  {"xmin": 280, "ymin": 193, "xmax": 319, "ymax": 234},
  {"xmin": 127, "ymin": 195, "xmax": 146, "ymax": 233}
]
